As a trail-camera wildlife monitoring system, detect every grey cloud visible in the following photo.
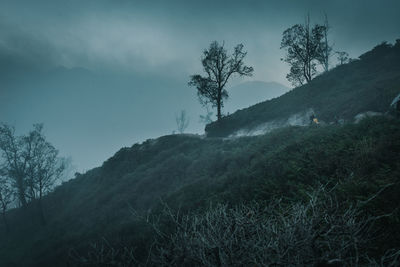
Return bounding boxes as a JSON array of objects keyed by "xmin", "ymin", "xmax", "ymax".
[{"xmin": 2, "ymin": 0, "xmax": 399, "ymax": 81}]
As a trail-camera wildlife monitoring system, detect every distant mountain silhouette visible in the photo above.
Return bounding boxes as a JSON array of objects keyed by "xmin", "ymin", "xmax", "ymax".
[{"xmin": 0, "ymin": 65, "xmax": 206, "ymax": 171}]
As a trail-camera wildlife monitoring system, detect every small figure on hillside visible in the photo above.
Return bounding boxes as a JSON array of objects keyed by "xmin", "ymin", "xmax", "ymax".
[
  {"xmin": 310, "ymin": 114, "xmax": 319, "ymax": 125},
  {"xmin": 310, "ymin": 114, "xmax": 315, "ymax": 125}
]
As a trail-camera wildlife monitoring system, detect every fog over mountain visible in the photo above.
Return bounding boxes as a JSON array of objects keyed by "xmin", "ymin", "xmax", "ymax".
[{"xmin": 1, "ymin": 0, "xmax": 399, "ymax": 172}]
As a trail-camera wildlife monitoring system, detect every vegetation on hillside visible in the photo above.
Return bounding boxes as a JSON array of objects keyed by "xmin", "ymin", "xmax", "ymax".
[
  {"xmin": 1, "ymin": 116, "xmax": 399, "ymax": 266},
  {"xmin": 189, "ymin": 41, "xmax": 254, "ymax": 121},
  {"xmin": 206, "ymin": 40, "xmax": 400, "ymax": 137},
  {"xmin": 281, "ymin": 14, "xmax": 331, "ymax": 86},
  {"xmin": 0, "ymin": 123, "xmax": 66, "ymax": 226},
  {"xmin": 150, "ymin": 187, "xmax": 399, "ymax": 266}
]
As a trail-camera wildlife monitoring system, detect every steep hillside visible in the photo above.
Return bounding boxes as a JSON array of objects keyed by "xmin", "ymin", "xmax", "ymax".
[
  {"xmin": 1, "ymin": 117, "xmax": 400, "ymax": 266},
  {"xmin": 224, "ymin": 81, "xmax": 289, "ymax": 114},
  {"xmin": 206, "ymin": 40, "xmax": 400, "ymax": 137}
]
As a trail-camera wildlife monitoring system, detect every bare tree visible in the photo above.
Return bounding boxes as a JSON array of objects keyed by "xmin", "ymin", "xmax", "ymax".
[
  {"xmin": 281, "ymin": 14, "xmax": 326, "ymax": 86},
  {"xmin": 0, "ymin": 123, "xmax": 30, "ymax": 207},
  {"xmin": 189, "ymin": 41, "xmax": 253, "ymax": 121},
  {"xmin": 25, "ymin": 124, "xmax": 65, "ymax": 200},
  {"xmin": 175, "ymin": 110, "xmax": 190, "ymax": 134},
  {"xmin": 0, "ymin": 175, "xmax": 13, "ymax": 231},
  {"xmin": 26, "ymin": 124, "xmax": 65, "ymax": 224},
  {"xmin": 318, "ymin": 13, "xmax": 333, "ymax": 72},
  {"xmin": 199, "ymin": 106, "xmax": 214, "ymax": 125},
  {"xmin": 336, "ymin": 51, "xmax": 350, "ymax": 65},
  {"xmin": 0, "ymin": 123, "xmax": 65, "ymax": 223}
]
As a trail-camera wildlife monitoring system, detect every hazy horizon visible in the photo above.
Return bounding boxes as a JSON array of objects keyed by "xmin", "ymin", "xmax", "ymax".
[{"xmin": 1, "ymin": 0, "xmax": 400, "ymax": 174}]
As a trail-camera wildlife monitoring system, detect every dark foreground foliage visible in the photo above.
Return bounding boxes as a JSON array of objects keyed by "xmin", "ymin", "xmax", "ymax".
[{"xmin": 72, "ymin": 186, "xmax": 400, "ymax": 266}]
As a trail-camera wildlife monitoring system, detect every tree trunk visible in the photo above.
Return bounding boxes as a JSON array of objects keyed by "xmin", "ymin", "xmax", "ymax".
[
  {"xmin": 217, "ymin": 89, "xmax": 222, "ymax": 121},
  {"xmin": 2, "ymin": 208, "xmax": 9, "ymax": 232},
  {"xmin": 38, "ymin": 198, "xmax": 46, "ymax": 225},
  {"xmin": 16, "ymin": 176, "xmax": 27, "ymax": 208},
  {"xmin": 18, "ymin": 188, "xmax": 27, "ymax": 208},
  {"xmin": 217, "ymin": 103, "xmax": 221, "ymax": 121},
  {"xmin": 1, "ymin": 195, "xmax": 9, "ymax": 232}
]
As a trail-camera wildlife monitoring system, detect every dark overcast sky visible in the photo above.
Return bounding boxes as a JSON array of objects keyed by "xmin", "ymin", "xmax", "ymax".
[{"xmin": 1, "ymin": 0, "xmax": 400, "ymax": 173}]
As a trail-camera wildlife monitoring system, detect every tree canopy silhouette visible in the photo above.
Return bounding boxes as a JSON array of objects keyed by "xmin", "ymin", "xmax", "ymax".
[
  {"xmin": 281, "ymin": 15, "xmax": 328, "ymax": 87},
  {"xmin": 189, "ymin": 41, "xmax": 253, "ymax": 121},
  {"xmin": 0, "ymin": 123, "xmax": 65, "ymax": 224}
]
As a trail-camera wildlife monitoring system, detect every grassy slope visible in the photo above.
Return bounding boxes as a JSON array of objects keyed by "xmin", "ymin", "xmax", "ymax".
[
  {"xmin": 206, "ymin": 41, "xmax": 400, "ymax": 137},
  {"xmin": 1, "ymin": 117, "xmax": 400, "ymax": 266}
]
